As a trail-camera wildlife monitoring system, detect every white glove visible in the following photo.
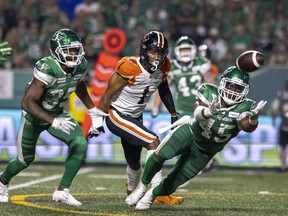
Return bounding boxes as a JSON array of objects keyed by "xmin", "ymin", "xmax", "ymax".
[
  {"xmin": 248, "ymin": 100, "xmax": 267, "ymax": 123},
  {"xmin": 51, "ymin": 118, "xmax": 76, "ymax": 134},
  {"xmin": 159, "ymin": 115, "xmax": 193, "ymax": 134},
  {"xmin": 88, "ymin": 107, "xmax": 109, "ymax": 138},
  {"xmin": 204, "ymin": 96, "xmax": 223, "ymax": 117}
]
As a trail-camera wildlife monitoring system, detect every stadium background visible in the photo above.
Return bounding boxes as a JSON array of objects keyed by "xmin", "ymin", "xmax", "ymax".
[{"xmin": 1, "ymin": 0, "xmax": 288, "ymax": 168}]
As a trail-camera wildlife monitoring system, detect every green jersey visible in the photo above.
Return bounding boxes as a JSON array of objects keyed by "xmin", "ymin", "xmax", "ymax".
[
  {"xmin": 192, "ymin": 83, "xmax": 256, "ymax": 154},
  {"xmin": 24, "ymin": 56, "xmax": 87, "ymax": 125},
  {"xmin": 169, "ymin": 56, "xmax": 210, "ymax": 116}
]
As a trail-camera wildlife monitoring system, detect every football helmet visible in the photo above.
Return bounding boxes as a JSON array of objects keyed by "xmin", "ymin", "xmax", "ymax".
[
  {"xmin": 139, "ymin": 31, "xmax": 168, "ymax": 73},
  {"xmin": 218, "ymin": 66, "xmax": 250, "ymax": 105},
  {"xmin": 50, "ymin": 28, "xmax": 84, "ymax": 68},
  {"xmin": 174, "ymin": 36, "xmax": 197, "ymax": 63}
]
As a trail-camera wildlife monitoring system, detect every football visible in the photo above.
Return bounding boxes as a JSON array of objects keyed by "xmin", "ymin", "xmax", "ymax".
[{"xmin": 236, "ymin": 50, "xmax": 265, "ymax": 72}]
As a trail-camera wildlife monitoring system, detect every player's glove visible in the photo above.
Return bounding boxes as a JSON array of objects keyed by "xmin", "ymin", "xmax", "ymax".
[
  {"xmin": 0, "ymin": 42, "xmax": 12, "ymax": 61},
  {"xmin": 88, "ymin": 107, "xmax": 109, "ymax": 138},
  {"xmin": 248, "ymin": 100, "xmax": 267, "ymax": 125},
  {"xmin": 51, "ymin": 117, "xmax": 76, "ymax": 134},
  {"xmin": 204, "ymin": 96, "xmax": 223, "ymax": 117}
]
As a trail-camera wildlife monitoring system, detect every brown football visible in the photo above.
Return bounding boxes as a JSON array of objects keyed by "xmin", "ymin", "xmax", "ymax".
[{"xmin": 236, "ymin": 50, "xmax": 265, "ymax": 72}]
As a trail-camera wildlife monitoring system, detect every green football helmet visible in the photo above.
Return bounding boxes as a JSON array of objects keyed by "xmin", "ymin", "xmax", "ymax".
[
  {"xmin": 218, "ymin": 66, "xmax": 250, "ymax": 105},
  {"xmin": 50, "ymin": 28, "xmax": 84, "ymax": 68},
  {"xmin": 174, "ymin": 36, "xmax": 197, "ymax": 63}
]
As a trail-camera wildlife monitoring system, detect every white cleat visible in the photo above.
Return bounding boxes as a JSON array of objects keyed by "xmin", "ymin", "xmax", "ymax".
[
  {"xmin": 0, "ymin": 181, "xmax": 9, "ymax": 203},
  {"xmin": 125, "ymin": 182, "xmax": 147, "ymax": 206},
  {"xmin": 52, "ymin": 188, "xmax": 82, "ymax": 206},
  {"xmin": 135, "ymin": 188, "xmax": 155, "ymax": 210}
]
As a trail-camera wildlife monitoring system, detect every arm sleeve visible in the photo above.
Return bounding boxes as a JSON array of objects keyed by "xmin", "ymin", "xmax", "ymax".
[{"xmin": 157, "ymin": 80, "xmax": 176, "ymax": 114}]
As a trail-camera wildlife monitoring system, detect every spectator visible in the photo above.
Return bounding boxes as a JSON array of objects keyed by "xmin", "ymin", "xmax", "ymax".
[
  {"xmin": 203, "ymin": 27, "xmax": 228, "ymax": 64},
  {"xmin": 270, "ymin": 77, "xmax": 288, "ymax": 172}
]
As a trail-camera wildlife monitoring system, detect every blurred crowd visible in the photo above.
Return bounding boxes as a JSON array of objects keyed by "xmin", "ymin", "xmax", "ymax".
[{"xmin": 1, "ymin": 0, "xmax": 288, "ymax": 72}]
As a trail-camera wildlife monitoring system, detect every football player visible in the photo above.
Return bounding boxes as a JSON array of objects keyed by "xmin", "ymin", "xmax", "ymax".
[
  {"xmin": 0, "ymin": 29, "xmax": 104, "ymax": 206},
  {"xmin": 88, "ymin": 31, "xmax": 184, "ymax": 205},
  {"xmin": 125, "ymin": 66, "xmax": 267, "ymax": 210},
  {"xmin": 0, "ymin": 41, "xmax": 12, "ymax": 61}
]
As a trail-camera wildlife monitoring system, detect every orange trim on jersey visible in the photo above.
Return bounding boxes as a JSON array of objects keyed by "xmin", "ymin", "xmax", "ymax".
[
  {"xmin": 109, "ymin": 109, "xmax": 155, "ymax": 142},
  {"xmin": 210, "ymin": 64, "xmax": 220, "ymax": 74}
]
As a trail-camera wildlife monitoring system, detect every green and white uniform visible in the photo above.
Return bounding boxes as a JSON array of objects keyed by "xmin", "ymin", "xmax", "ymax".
[
  {"xmin": 142, "ymin": 83, "xmax": 256, "ymax": 196},
  {"xmin": 169, "ymin": 57, "xmax": 210, "ymax": 117},
  {"xmin": 1, "ymin": 56, "xmax": 88, "ymax": 188}
]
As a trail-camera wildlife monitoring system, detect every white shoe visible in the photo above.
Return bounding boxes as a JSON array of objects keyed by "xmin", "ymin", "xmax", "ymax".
[
  {"xmin": 125, "ymin": 182, "xmax": 147, "ymax": 206},
  {"xmin": 52, "ymin": 188, "xmax": 82, "ymax": 206},
  {"xmin": 0, "ymin": 181, "xmax": 9, "ymax": 203},
  {"xmin": 135, "ymin": 188, "xmax": 155, "ymax": 210}
]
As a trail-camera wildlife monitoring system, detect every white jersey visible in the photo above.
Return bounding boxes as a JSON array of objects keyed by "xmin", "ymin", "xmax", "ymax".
[{"xmin": 111, "ymin": 56, "xmax": 170, "ymax": 118}]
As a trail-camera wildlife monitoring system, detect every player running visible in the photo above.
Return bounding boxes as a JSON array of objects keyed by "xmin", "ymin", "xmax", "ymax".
[
  {"xmin": 88, "ymin": 31, "xmax": 184, "ymax": 205},
  {"xmin": 0, "ymin": 29, "xmax": 104, "ymax": 206}
]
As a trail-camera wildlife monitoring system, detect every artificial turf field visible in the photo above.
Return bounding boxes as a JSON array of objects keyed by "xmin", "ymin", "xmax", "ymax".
[{"xmin": 0, "ymin": 164, "xmax": 287, "ymax": 216}]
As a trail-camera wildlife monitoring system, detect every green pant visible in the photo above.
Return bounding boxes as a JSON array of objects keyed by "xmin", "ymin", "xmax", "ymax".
[
  {"xmin": 142, "ymin": 124, "xmax": 214, "ymax": 196},
  {"xmin": 1, "ymin": 112, "xmax": 87, "ymax": 188}
]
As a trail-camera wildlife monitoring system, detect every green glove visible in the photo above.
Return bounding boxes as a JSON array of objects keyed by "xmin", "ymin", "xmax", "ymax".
[{"xmin": 0, "ymin": 41, "xmax": 12, "ymax": 61}]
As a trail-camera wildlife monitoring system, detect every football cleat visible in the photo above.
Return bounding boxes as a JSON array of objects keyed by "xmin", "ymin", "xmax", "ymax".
[
  {"xmin": 135, "ymin": 188, "xmax": 155, "ymax": 210},
  {"xmin": 52, "ymin": 188, "xmax": 82, "ymax": 206},
  {"xmin": 0, "ymin": 181, "xmax": 9, "ymax": 203},
  {"xmin": 153, "ymin": 195, "xmax": 184, "ymax": 205},
  {"xmin": 125, "ymin": 182, "xmax": 147, "ymax": 206}
]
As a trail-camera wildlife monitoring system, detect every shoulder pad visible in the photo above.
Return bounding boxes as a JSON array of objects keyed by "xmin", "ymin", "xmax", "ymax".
[
  {"xmin": 115, "ymin": 56, "xmax": 140, "ymax": 79},
  {"xmin": 196, "ymin": 83, "xmax": 218, "ymax": 105},
  {"xmin": 35, "ymin": 57, "xmax": 54, "ymax": 76}
]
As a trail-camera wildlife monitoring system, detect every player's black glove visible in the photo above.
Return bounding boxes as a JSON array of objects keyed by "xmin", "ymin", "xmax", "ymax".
[{"xmin": 88, "ymin": 107, "xmax": 109, "ymax": 138}]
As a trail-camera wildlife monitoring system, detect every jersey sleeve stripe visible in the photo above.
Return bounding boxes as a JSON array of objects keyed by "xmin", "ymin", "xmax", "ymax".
[
  {"xmin": 109, "ymin": 109, "xmax": 156, "ymax": 142},
  {"xmin": 34, "ymin": 68, "xmax": 56, "ymax": 87}
]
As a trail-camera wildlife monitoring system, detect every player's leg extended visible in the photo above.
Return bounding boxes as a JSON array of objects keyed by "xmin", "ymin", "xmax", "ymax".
[
  {"xmin": 0, "ymin": 114, "xmax": 42, "ymax": 202},
  {"xmin": 106, "ymin": 108, "xmax": 159, "ymax": 193},
  {"xmin": 1, "ymin": 114, "xmax": 42, "ymax": 184},
  {"xmin": 154, "ymin": 146, "xmax": 213, "ymax": 196},
  {"xmin": 126, "ymin": 124, "xmax": 191, "ymax": 206},
  {"xmin": 48, "ymin": 113, "xmax": 87, "ymax": 189}
]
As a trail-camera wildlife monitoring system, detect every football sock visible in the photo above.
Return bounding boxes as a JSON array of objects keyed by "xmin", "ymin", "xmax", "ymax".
[
  {"xmin": 59, "ymin": 137, "xmax": 87, "ymax": 188},
  {"xmin": 1, "ymin": 157, "xmax": 28, "ymax": 184},
  {"xmin": 126, "ymin": 165, "xmax": 142, "ymax": 191},
  {"xmin": 142, "ymin": 152, "xmax": 163, "ymax": 185},
  {"xmin": 146, "ymin": 150, "xmax": 162, "ymax": 188}
]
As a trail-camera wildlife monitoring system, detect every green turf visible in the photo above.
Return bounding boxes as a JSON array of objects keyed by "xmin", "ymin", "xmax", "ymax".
[{"xmin": 0, "ymin": 164, "xmax": 287, "ymax": 216}]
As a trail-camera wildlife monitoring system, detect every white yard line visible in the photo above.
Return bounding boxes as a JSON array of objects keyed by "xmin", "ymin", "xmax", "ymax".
[{"xmin": 9, "ymin": 167, "xmax": 96, "ymax": 190}]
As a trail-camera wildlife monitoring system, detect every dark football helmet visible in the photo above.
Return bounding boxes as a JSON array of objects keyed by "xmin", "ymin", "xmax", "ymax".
[
  {"xmin": 139, "ymin": 31, "xmax": 169, "ymax": 73},
  {"xmin": 174, "ymin": 36, "xmax": 197, "ymax": 63},
  {"xmin": 218, "ymin": 66, "xmax": 250, "ymax": 105},
  {"xmin": 50, "ymin": 28, "xmax": 84, "ymax": 68}
]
